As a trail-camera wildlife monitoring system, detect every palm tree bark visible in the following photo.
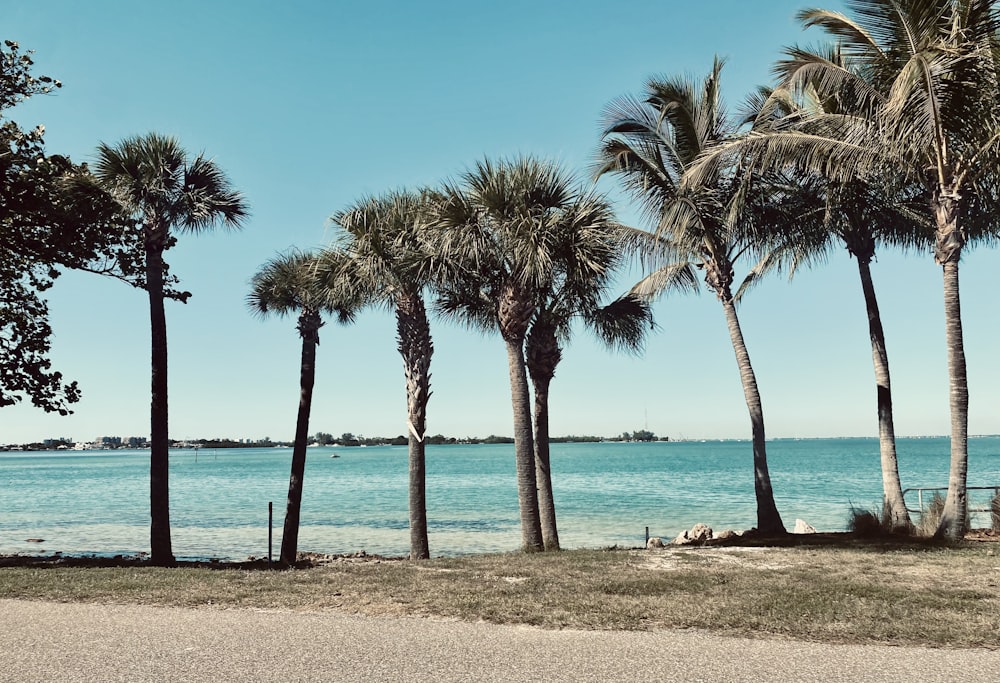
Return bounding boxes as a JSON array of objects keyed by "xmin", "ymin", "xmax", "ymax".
[
  {"xmin": 145, "ymin": 228, "xmax": 174, "ymax": 566},
  {"xmin": 720, "ymin": 299, "xmax": 785, "ymax": 535},
  {"xmin": 397, "ymin": 292, "xmax": 432, "ymax": 560},
  {"xmin": 527, "ymin": 321, "xmax": 561, "ymax": 551},
  {"xmin": 506, "ymin": 337, "xmax": 544, "ymax": 552},
  {"xmin": 279, "ymin": 310, "xmax": 321, "ymax": 565},
  {"xmin": 934, "ymin": 195, "xmax": 969, "ymax": 539},
  {"xmin": 532, "ymin": 372, "xmax": 559, "ymax": 551},
  {"xmin": 856, "ymin": 255, "xmax": 910, "ymax": 531}
]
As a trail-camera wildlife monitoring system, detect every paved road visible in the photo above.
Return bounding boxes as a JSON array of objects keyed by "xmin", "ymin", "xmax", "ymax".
[{"xmin": 3, "ymin": 599, "xmax": 999, "ymax": 682}]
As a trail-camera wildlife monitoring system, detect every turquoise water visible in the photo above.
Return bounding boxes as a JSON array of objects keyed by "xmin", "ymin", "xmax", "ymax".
[{"xmin": 2, "ymin": 437, "xmax": 999, "ymax": 560}]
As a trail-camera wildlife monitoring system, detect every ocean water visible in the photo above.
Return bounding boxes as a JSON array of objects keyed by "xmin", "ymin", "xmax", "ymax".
[{"xmin": 2, "ymin": 437, "xmax": 999, "ymax": 561}]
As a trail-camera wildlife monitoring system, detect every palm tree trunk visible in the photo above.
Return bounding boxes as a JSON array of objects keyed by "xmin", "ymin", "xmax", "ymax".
[
  {"xmin": 506, "ymin": 338, "xmax": 544, "ymax": 552},
  {"xmin": 396, "ymin": 293, "xmax": 432, "ymax": 560},
  {"xmin": 279, "ymin": 310, "xmax": 320, "ymax": 565},
  {"xmin": 856, "ymin": 256, "xmax": 910, "ymax": 531},
  {"xmin": 526, "ymin": 320, "xmax": 561, "ymax": 551},
  {"xmin": 936, "ymin": 260, "xmax": 969, "ymax": 539},
  {"xmin": 145, "ymin": 233, "xmax": 173, "ymax": 566},
  {"xmin": 720, "ymin": 299, "xmax": 785, "ymax": 535},
  {"xmin": 532, "ymin": 372, "xmax": 559, "ymax": 551}
]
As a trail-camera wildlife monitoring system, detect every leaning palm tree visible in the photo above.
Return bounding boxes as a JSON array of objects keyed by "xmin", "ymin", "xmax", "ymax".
[
  {"xmin": 430, "ymin": 157, "xmax": 587, "ymax": 551},
  {"xmin": 691, "ymin": 0, "xmax": 1000, "ymax": 539},
  {"xmin": 248, "ymin": 249, "xmax": 359, "ymax": 566},
  {"xmin": 93, "ymin": 133, "xmax": 247, "ymax": 564},
  {"xmin": 742, "ymin": 69, "xmax": 923, "ymax": 532},
  {"xmin": 597, "ymin": 59, "xmax": 788, "ymax": 535},
  {"xmin": 329, "ymin": 190, "xmax": 438, "ymax": 560}
]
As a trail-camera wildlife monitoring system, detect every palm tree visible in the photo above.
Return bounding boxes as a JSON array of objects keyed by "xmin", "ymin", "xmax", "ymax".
[
  {"xmin": 597, "ymin": 59, "xmax": 788, "ymax": 535},
  {"xmin": 742, "ymin": 69, "xmax": 921, "ymax": 531},
  {"xmin": 329, "ymin": 190, "xmax": 437, "ymax": 560},
  {"xmin": 431, "ymin": 157, "xmax": 589, "ymax": 551},
  {"xmin": 93, "ymin": 133, "xmax": 247, "ymax": 564},
  {"xmin": 701, "ymin": 0, "xmax": 1000, "ymax": 539},
  {"xmin": 524, "ymin": 192, "xmax": 655, "ymax": 550},
  {"xmin": 248, "ymin": 250, "xmax": 359, "ymax": 566}
]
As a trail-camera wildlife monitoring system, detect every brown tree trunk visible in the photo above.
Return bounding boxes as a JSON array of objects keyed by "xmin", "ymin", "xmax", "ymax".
[
  {"xmin": 531, "ymin": 373, "xmax": 559, "ymax": 551},
  {"xmin": 506, "ymin": 338, "xmax": 543, "ymax": 551},
  {"xmin": 396, "ymin": 292, "xmax": 432, "ymax": 560},
  {"xmin": 933, "ymin": 194, "xmax": 969, "ymax": 540},
  {"xmin": 930, "ymin": 201, "xmax": 969, "ymax": 540},
  {"xmin": 499, "ymin": 283, "xmax": 543, "ymax": 552},
  {"xmin": 527, "ymin": 320, "xmax": 560, "ymax": 551},
  {"xmin": 720, "ymin": 299, "xmax": 786, "ymax": 535},
  {"xmin": 145, "ymin": 225, "xmax": 174, "ymax": 566},
  {"xmin": 279, "ymin": 309, "xmax": 321, "ymax": 566},
  {"xmin": 856, "ymin": 255, "xmax": 910, "ymax": 531}
]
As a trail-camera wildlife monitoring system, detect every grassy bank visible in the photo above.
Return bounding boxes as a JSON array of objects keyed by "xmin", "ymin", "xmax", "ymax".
[{"xmin": 1, "ymin": 542, "xmax": 998, "ymax": 648}]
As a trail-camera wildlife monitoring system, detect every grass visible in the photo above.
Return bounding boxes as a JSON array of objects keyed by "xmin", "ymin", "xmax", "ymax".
[{"xmin": 2, "ymin": 540, "xmax": 999, "ymax": 648}]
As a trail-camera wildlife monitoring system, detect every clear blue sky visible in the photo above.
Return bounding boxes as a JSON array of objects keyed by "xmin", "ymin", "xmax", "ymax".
[{"xmin": 5, "ymin": 0, "xmax": 999, "ymax": 444}]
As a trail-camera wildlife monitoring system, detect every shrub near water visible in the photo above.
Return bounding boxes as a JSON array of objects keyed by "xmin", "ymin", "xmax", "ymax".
[{"xmin": 846, "ymin": 505, "xmax": 891, "ymax": 538}]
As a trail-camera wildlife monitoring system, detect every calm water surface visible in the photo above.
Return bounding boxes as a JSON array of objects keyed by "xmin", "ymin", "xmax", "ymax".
[{"xmin": 2, "ymin": 437, "xmax": 998, "ymax": 560}]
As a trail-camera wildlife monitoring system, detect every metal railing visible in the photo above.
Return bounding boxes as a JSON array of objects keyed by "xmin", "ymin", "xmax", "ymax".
[{"xmin": 902, "ymin": 485, "xmax": 1000, "ymax": 517}]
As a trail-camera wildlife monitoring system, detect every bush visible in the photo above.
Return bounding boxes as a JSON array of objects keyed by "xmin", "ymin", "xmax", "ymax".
[{"xmin": 847, "ymin": 504, "xmax": 892, "ymax": 538}]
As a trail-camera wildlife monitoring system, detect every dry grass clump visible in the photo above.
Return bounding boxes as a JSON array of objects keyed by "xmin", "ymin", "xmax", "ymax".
[
  {"xmin": 992, "ymin": 491, "xmax": 1000, "ymax": 533},
  {"xmin": 918, "ymin": 493, "xmax": 947, "ymax": 536},
  {"xmin": 846, "ymin": 505, "xmax": 891, "ymax": 538}
]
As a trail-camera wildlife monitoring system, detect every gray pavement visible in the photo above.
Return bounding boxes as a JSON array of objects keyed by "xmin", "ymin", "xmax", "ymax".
[{"xmin": 2, "ymin": 598, "xmax": 999, "ymax": 682}]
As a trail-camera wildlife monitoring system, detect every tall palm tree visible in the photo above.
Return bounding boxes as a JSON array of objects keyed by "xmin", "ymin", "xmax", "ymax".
[
  {"xmin": 248, "ymin": 250, "xmax": 358, "ymax": 566},
  {"xmin": 431, "ymin": 157, "xmax": 587, "ymax": 551},
  {"xmin": 742, "ymin": 69, "xmax": 923, "ymax": 531},
  {"xmin": 597, "ymin": 59, "xmax": 788, "ymax": 535},
  {"xmin": 696, "ymin": 0, "xmax": 1000, "ymax": 539},
  {"xmin": 93, "ymin": 133, "xmax": 247, "ymax": 564},
  {"xmin": 329, "ymin": 190, "xmax": 437, "ymax": 560}
]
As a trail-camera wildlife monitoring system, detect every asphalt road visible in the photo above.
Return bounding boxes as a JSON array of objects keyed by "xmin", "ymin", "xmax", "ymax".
[{"xmin": 3, "ymin": 599, "xmax": 999, "ymax": 682}]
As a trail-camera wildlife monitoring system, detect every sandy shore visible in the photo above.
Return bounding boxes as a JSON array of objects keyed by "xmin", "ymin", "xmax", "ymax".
[{"xmin": 3, "ymin": 598, "xmax": 999, "ymax": 682}]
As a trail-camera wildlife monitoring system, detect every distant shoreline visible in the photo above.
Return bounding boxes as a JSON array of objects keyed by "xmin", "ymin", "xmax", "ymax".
[{"xmin": 5, "ymin": 433, "xmax": 999, "ymax": 453}]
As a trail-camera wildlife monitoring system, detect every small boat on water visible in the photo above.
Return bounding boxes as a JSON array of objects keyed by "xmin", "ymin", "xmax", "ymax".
[{"xmin": 330, "ymin": 452, "xmax": 340, "ymax": 458}]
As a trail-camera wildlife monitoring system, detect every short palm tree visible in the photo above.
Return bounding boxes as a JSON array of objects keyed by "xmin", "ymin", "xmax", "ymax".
[
  {"xmin": 93, "ymin": 133, "xmax": 247, "ymax": 564},
  {"xmin": 430, "ymin": 157, "xmax": 586, "ymax": 551},
  {"xmin": 699, "ymin": 0, "xmax": 1000, "ymax": 539},
  {"xmin": 527, "ymin": 292, "xmax": 654, "ymax": 550},
  {"xmin": 524, "ymin": 192, "xmax": 655, "ymax": 551},
  {"xmin": 248, "ymin": 249, "xmax": 359, "ymax": 566},
  {"xmin": 329, "ymin": 190, "xmax": 437, "ymax": 560},
  {"xmin": 597, "ymin": 59, "xmax": 788, "ymax": 535}
]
